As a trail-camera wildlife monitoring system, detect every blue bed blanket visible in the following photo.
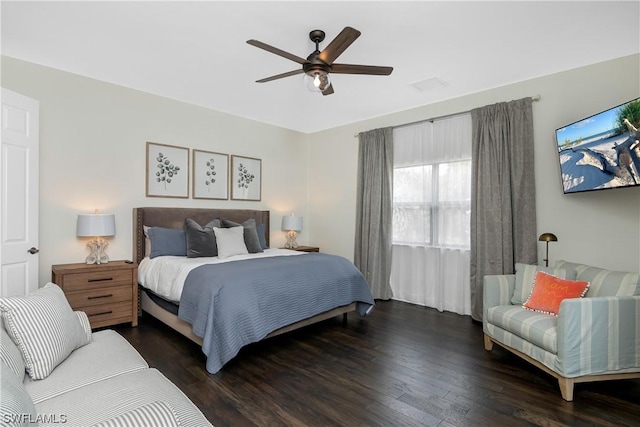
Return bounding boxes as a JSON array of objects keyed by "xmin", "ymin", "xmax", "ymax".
[{"xmin": 177, "ymin": 253, "xmax": 375, "ymax": 373}]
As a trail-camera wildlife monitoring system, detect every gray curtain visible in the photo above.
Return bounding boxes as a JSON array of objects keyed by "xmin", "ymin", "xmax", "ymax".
[
  {"xmin": 470, "ymin": 98, "xmax": 537, "ymax": 321},
  {"xmin": 354, "ymin": 127, "xmax": 394, "ymax": 300}
]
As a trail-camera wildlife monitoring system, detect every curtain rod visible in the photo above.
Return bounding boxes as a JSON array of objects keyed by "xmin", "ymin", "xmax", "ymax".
[{"xmin": 354, "ymin": 95, "xmax": 541, "ymax": 138}]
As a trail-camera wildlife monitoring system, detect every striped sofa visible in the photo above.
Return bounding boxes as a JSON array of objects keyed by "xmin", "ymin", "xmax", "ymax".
[
  {"xmin": 1, "ymin": 284, "xmax": 212, "ymax": 426},
  {"xmin": 483, "ymin": 260, "xmax": 640, "ymax": 401}
]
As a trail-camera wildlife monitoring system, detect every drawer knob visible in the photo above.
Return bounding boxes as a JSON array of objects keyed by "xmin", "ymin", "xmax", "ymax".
[
  {"xmin": 88, "ymin": 277, "xmax": 113, "ymax": 283},
  {"xmin": 87, "ymin": 294, "xmax": 113, "ymax": 300},
  {"xmin": 89, "ymin": 310, "xmax": 113, "ymax": 317}
]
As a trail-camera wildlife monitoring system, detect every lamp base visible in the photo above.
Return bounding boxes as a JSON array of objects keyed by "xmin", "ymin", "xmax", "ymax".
[
  {"xmin": 85, "ymin": 239, "xmax": 110, "ymax": 265},
  {"xmin": 284, "ymin": 231, "xmax": 299, "ymax": 249}
]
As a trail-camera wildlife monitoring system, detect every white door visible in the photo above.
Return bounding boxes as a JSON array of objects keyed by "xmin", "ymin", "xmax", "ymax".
[{"xmin": 1, "ymin": 88, "xmax": 39, "ymax": 296}]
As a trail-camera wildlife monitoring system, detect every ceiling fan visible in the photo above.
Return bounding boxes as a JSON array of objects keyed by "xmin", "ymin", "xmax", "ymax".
[{"xmin": 246, "ymin": 27, "xmax": 393, "ymax": 96}]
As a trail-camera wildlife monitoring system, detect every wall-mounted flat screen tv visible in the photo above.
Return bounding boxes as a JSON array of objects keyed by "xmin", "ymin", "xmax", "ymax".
[{"xmin": 555, "ymin": 98, "xmax": 640, "ymax": 194}]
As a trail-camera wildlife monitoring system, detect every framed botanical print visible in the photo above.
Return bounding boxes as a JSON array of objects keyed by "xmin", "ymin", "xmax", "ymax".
[
  {"xmin": 146, "ymin": 142, "xmax": 189, "ymax": 198},
  {"xmin": 231, "ymin": 155, "xmax": 261, "ymax": 201},
  {"xmin": 192, "ymin": 149, "xmax": 229, "ymax": 200}
]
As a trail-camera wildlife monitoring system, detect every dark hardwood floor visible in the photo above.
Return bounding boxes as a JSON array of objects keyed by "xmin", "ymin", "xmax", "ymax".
[{"xmin": 115, "ymin": 300, "xmax": 640, "ymax": 426}]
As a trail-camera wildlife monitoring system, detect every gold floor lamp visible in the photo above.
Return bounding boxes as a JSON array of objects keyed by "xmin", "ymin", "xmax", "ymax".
[{"xmin": 538, "ymin": 232, "xmax": 558, "ymax": 267}]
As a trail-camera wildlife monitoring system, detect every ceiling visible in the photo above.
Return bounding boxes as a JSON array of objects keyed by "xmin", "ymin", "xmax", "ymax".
[{"xmin": 2, "ymin": 1, "xmax": 639, "ymax": 134}]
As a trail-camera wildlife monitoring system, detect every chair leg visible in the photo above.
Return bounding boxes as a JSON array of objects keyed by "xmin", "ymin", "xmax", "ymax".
[
  {"xmin": 558, "ymin": 377, "xmax": 574, "ymax": 401},
  {"xmin": 484, "ymin": 334, "xmax": 494, "ymax": 351}
]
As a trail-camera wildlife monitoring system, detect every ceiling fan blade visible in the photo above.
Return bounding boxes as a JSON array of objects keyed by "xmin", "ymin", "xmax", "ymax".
[
  {"xmin": 331, "ymin": 63, "xmax": 393, "ymax": 75},
  {"xmin": 318, "ymin": 27, "xmax": 361, "ymax": 64},
  {"xmin": 322, "ymin": 83, "xmax": 334, "ymax": 96},
  {"xmin": 256, "ymin": 69, "xmax": 304, "ymax": 83},
  {"xmin": 246, "ymin": 39, "xmax": 307, "ymax": 64}
]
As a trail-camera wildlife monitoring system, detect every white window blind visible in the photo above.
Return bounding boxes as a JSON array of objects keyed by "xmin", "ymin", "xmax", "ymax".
[
  {"xmin": 392, "ymin": 114, "xmax": 472, "ymax": 249},
  {"xmin": 390, "ymin": 113, "xmax": 472, "ymax": 315}
]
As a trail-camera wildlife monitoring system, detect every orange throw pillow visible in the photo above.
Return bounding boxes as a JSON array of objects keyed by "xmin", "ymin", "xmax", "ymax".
[{"xmin": 523, "ymin": 271, "xmax": 589, "ymax": 315}]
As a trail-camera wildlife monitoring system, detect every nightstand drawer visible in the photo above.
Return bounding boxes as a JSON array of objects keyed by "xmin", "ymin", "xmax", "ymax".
[
  {"xmin": 60, "ymin": 269, "xmax": 133, "ymax": 292},
  {"xmin": 52, "ymin": 261, "xmax": 138, "ymax": 329},
  {"xmin": 83, "ymin": 301, "xmax": 133, "ymax": 329},
  {"xmin": 65, "ymin": 285, "xmax": 133, "ymax": 308},
  {"xmin": 286, "ymin": 246, "xmax": 319, "ymax": 252}
]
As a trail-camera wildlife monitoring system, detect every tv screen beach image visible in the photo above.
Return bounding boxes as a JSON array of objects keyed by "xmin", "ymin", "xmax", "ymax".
[{"xmin": 556, "ymin": 98, "xmax": 640, "ymax": 193}]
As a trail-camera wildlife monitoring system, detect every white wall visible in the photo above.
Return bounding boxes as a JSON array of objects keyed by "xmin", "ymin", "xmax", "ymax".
[
  {"xmin": 306, "ymin": 54, "xmax": 640, "ymax": 272},
  {"xmin": 2, "ymin": 54, "xmax": 639, "ymax": 287},
  {"xmin": 1, "ymin": 56, "xmax": 310, "ymax": 286}
]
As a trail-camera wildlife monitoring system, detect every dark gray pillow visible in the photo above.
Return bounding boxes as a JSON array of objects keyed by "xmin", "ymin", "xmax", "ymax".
[
  {"xmin": 184, "ymin": 218, "xmax": 221, "ymax": 258},
  {"xmin": 256, "ymin": 223, "xmax": 268, "ymax": 249},
  {"xmin": 147, "ymin": 227, "xmax": 187, "ymax": 258},
  {"xmin": 222, "ymin": 218, "xmax": 263, "ymax": 253}
]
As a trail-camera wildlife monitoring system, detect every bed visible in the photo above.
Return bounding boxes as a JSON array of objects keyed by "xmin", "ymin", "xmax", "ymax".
[{"xmin": 132, "ymin": 207, "xmax": 375, "ymax": 373}]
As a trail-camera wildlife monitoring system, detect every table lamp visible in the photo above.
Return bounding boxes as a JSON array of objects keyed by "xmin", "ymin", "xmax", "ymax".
[
  {"xmin": 77, "ymin": 211, "xmax": 116, "ymax": 264},
  {"xmin": 282, "ymin": 214, "xmax": 303, "ymax": 249}
]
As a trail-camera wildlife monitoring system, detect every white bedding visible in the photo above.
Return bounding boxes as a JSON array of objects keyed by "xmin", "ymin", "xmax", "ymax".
[{"xmin": 138, "ymin": 248, "xmax": 304, "ymax": 302}]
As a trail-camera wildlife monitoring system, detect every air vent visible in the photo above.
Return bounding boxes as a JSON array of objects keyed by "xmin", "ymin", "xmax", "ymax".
[{"xmin": 410, "ymin": 77, "xmax": 448, "ymax": 92}]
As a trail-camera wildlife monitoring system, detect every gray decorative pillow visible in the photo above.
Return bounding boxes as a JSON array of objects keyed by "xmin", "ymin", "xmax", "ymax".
[
  {"xmin": 213, "ymin": 226, "xmax": 249, "ymax": 259},
  {"xmin": 222, "ymin": 218, "xmax": 263, "ymax": 253},
  {"xmin": 0, "ymin": 283, "xmax": 91, "ymax": 380},
  {"xmin": 256, "ymin": 223, "xmax": 268, "ymax": 249},
  {"xmin": 0, "ymin": 360, "xmax": 37, "ymax": 426},
  {"xmin": 146, "ymin": 227, "xmax": 187, "ymax": 258},
  {"xmin": 91, "ymin": 401, "xmax": 181, "ymax": 427},
  {"xmin": 184, "ymin": 218, "xmax": 221, "ymax": 258},
  {"xmin": 511, "ymin": 263, "xmax": 576, "ymax": 305}
]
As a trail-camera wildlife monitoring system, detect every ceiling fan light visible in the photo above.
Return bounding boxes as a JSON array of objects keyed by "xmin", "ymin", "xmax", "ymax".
[{"xmin": 304, "ymin": 70, "xmax": 330, "ymax": 93}]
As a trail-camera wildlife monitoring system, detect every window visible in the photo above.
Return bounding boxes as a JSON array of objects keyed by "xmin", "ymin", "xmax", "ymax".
[
  {"xmin": 393, "ymin": 160, "xmax": 471, "ymax": 248},
  {"xmin": 392, "ymin": 114, "xmax": 472, "ymax": 249},
  {"xmin": 390, "ymin": 113, "xmax": 472, "ymax": 315}
]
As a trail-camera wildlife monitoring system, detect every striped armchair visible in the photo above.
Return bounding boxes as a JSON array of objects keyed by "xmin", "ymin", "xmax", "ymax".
[{"xmin": 483, "ymin": 261, "xmax": 640, "ymax": 401}]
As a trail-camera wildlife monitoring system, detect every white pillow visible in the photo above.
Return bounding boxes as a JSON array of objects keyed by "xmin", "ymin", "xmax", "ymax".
[
  {"xmin": 213, "ymin": 226, "xmax": 248, "ymax": 259},
  {"xmin": 143, "ymin": 225, "xmax": 151, "ymax": 258},
  {"xmin": 75, "ymin": 310, "xmax": 93, "ymax": 343},
  {"xmin": 0, "ymin": 283, "xmax": 91, "ymax": 380}
]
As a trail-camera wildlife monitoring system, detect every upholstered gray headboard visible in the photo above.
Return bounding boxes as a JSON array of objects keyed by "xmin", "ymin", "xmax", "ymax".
[{"xmin": 132, "ymin": 207, "xmax": 270, "ymax": 264}]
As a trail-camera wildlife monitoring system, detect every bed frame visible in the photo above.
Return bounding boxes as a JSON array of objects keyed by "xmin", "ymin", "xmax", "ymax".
[{"xmin": 132, "ymin": 207, "xmax": 356, "ymax": 347}]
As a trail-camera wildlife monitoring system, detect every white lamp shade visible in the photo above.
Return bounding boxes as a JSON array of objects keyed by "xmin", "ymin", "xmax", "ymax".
[
  {"xmin": 282, "ymin": 215, "xmax": 303, "ymax": 232},
  {"xmin": 77, "ymin": 214, "xmax": 116, "ymax": 237}
]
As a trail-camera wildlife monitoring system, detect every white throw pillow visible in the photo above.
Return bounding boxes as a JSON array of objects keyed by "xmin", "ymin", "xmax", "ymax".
[
  {"xmin": 213, "ymin": 226, "xmax": 248, "ymax": 259},
  {"xmin": 0, "ymin": 283, "xmax": 91, "ymax": 380},
  {"xmin": 75, "ymin": 311, "xmax": 93, "ymax": 343}
]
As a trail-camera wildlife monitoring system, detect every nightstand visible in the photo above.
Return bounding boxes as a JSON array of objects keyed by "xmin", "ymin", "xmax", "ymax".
[
  {"xmin": 287, "ymin": 246, "xmax": 319, "ymax": 253},
  {"xmin": 52, "ymin": 260, "xmax": 138, "ymax": 329}
]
